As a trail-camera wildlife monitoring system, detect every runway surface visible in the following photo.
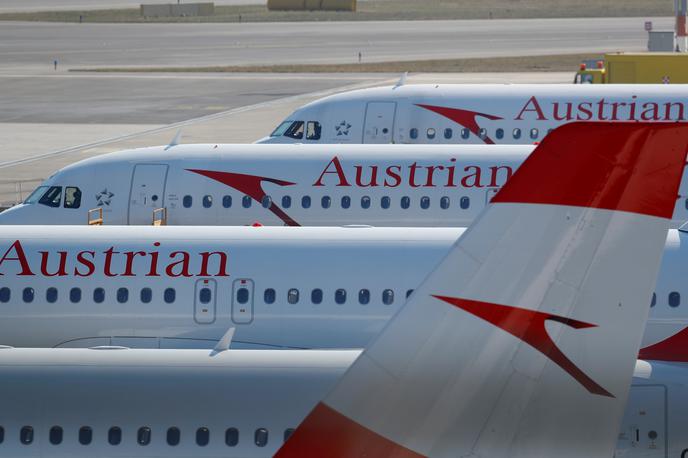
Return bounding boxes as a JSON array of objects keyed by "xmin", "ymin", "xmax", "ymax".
[
  {"xmin": 0, "ymin": 0, "xmax": 264, "ymax": 12},
  {"xmin": 0, "ymin": 17, "xmax": 673, "ymax": 72}
]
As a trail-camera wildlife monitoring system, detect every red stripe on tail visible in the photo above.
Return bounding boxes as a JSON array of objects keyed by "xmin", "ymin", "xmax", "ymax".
[
  {"xmin": 276, "ymin": 402, "xmax": 425, "ymax": 458},
  {"xmin": 491, "ymin": 122, "xmax": 688, "ymax": 219}
]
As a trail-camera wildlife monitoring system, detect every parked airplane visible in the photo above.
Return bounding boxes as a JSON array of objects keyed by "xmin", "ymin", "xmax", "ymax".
[
  {"xmin": 2, "ymin": 143, "xmax": 688, "ymax": 227},
  {"xmin": 257, "ymin": 84, "xmax": 688, "ymax": 145},
  {"xmin": 0, "ymin": 121, "xmax": 683, "ymax": 457}
]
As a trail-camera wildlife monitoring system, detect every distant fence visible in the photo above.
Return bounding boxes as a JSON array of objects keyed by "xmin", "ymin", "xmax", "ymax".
[
  {"xmin": 141, "ymin": 2, "xmax": 215, "ymax": 17},
  {"xmin": 267, "ymin": 0, "xmax": 356, "ymax": 11},
  {"xmin": 0, "ymin": 179, "xmax": 43, "ymax": 210}
]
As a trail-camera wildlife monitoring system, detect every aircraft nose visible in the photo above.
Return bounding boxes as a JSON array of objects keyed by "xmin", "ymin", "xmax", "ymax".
[{"xmin": 0, "ymin": 204, "xmax": 33, "ymax": 224}]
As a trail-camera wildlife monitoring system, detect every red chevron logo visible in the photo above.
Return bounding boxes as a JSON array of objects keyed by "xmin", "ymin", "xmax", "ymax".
[
  {"xmin": 416, "ymin": 104, "xmax": 503, "ymax": 144},
  {"xmin": 432, "ymin": 295, "xmax": 613, "ymax": 397}
]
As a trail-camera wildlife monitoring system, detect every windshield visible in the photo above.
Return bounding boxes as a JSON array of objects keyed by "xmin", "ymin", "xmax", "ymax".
[
  {"xmin": 270, "ymin": 121, "xmax": 294, "ymax": 137},
  {"xmin": 23, "ymin": 186, "xmax": 48, "ymax": 204},
  {"xmin": 38, "ymin": 186, "xmax": 62, "ymax": 208}
]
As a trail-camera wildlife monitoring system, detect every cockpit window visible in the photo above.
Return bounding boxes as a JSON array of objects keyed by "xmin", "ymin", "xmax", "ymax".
[
  {"xmin": 38, "ymin": 186, "xmax": 62, "ymax": 208},
  {"xmin": 270, "ymin": 121, "xmax": 293, "ymax": 137},
  {"xmin": 306, "ymin": 121, "xmax": 321, "ymax": 140},
  {"xmin": 64, "ymin": 187, "xmax": 81, "ymax": 209},
  {"xmin": 283, "ymin": 121, "xmax": 304, "ymax": 139},
  {"xmin": 24, "ymin": 186, "xmax": 48, "ymax": 204}
]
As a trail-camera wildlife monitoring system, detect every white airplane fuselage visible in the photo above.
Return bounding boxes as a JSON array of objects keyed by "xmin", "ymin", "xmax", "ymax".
[
  {"xmin": 0, "ymin": 347, "xmax": 680, "ymax": 458},
  {"xmin": 0, "ymin": 225, "xmax": 685, "ymax": 358}
]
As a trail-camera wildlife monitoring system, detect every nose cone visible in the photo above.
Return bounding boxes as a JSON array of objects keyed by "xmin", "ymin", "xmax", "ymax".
[{"xmin": 0, "ymin": 204, "xmax": 36, "ymax": 224}]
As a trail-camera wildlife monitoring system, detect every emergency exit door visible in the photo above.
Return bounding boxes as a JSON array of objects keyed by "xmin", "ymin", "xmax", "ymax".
[
  {"xmin": 363, "ymin": 102, "xmax": 396, "ymax": 143},
  {"xmin": 128, "ymin": 164, "xmax": 168, "ymax": 224},
  {"xmin": 231, "ymin": 279, "xmax": 254, "ymax": 325},
  {"xmin": 616, "ymin": 384, "xmax": 667, "ymax": 457},
  {"xmin": 194, "ymin": 279, "xmax": 217, "ymax": 324}
]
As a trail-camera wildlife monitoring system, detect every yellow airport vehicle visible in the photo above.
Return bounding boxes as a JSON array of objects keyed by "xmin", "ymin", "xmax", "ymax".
[{"xmin": 574, "ymin": 52, "xmax": 688, "ymax": 84}]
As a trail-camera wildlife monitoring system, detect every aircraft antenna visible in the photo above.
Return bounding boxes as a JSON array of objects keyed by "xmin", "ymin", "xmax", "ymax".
[
  {"xmin": 164, "ymin": 129, "xmax": 183, "ymax": 150},
  {"xmin": 394, "ymin": 72, "xmax": 408, "ymax": 88}
]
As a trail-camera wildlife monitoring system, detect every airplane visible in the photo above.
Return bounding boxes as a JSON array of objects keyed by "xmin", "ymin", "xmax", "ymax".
[
  {"xmin": 0, "ymin": 121, "xmax": 683, "ymax": 457},
  {"xmin": 3, "ymin": 143, "xmax": 688, "ymax": 228},
  {"xmin": 257, "ymin": 83, "xmax": 688, "ymax": 145}
]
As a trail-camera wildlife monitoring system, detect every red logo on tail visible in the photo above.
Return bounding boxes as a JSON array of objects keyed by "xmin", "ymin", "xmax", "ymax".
[
  {"xmin": 417, "ymin": 104, "xmax": 502, "ymax": 144},
  {"xmin": 433, "ymin": 295, "xmax": 613, "ymax": 397},
  {"xmin": 187, "ymin": 169, "xmax": 300, "ymax": 226}
]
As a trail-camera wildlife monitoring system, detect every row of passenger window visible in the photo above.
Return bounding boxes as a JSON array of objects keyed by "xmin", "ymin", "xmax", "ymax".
[
  {"xmin": 5, "ymin": 425, "xmax": 289, "ymax": 448},
  {"xmin": 651, "ymin": 292, "xmax": 682, "ymax": 308},
  {"xmin": 183, "ymin": 194, "xmax": 472, "ymax": 211},
  {"xmin": 261, "ymin": 288, "xmax": 413, "ymax": 305},
  {"xmin": 0, "ymin": 287, "xmax": 178, "ymax": 305},
  {"xmin": 409, "ymin": 127, "xmax": 553, "ymax": 141}
]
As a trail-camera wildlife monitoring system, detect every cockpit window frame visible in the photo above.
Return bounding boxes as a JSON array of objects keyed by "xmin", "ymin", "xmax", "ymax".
[
  {"xmin": 270, "ymin": 121, "xmax": 294, "ymax": 137},
  {"xmin": 38, "ymin": 186, "xmax": 62, "ymax": 208},
  {"xmin": 23, "ymin": 186, "xmax": 49, "ymax": 205}
]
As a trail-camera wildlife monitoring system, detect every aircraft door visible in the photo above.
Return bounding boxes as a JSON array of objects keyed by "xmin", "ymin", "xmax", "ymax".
[
  {"xmin": 128, "ymin": 164, "xmax": 168, "ymax": 224},
  {"xmin": 363, "ymin": 102, "xmax": 396, "ymax": 143},
  {"xmin": 231, "ymin": 278, "xmax": 254, "ymax": 325},
  {"xmin": 616, "ymin": 385, "xmax": 667, "ymax": 457},
  {"xmin": 194, "ymin": 279, "xmax": 217, "ymax": 324}
]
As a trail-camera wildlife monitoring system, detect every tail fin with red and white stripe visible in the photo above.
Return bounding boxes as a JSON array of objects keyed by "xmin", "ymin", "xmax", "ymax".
[{"xmin": 276, "ymin": 122, "xmax": 688, "ymax": 458}]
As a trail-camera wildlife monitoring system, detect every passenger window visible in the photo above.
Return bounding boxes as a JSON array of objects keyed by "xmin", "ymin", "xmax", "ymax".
[
  {"xmin": 341, "ymin": 196, "xmax": 351, "ymax": 209},
  {"xmin": 0, "ymin": 287, "xmax": 9, "ymax": 303},
  {"xmin": 183, "ymin": 195, "xmax": 192, "ymax": 208},
  {"xmin": 137, "ymin": 427, "xmax": 151, "ymax": 446},
  {"xmin": 262, "ymin": 196, "xmax": 272, "ymax": 209},
  {"xmin": 200, "ymin": 288, "xmax": 212, "ymax": 304},
  {"xmin": 140, "ymin": 288, "xmax": 152, "ymax": 303},
  {"xmin": 381, "ymin": 196, "xmax": 390, "ymax": 209},
  {"xmin": 406, "ymin": 289, "xmax": 414, "ymax": 298},
  {"xmin": 358, "ymin": 289, "xmax": 370, "ymax": 305},
  {"xmin": 284, "ymin": 428, "xmax": 295, "ymax": 443},
  {"xmin": 79, "ymin": 426, "xmax": 92, "ymax": 445},
  {"xmin": 223, "ymin": 195, "xmax": 232, "ymax": 208},
  {"xmin": 49, "ymin": 426, "xmax": 63, "ymax": 445},
  {"xmin": 426, "ymin": 128, "xmax": 436, "ymax": 139},
  {"xmin": 361, "ymin": 196, "xmax": 371, "ymax": 209},
  {"xmin": 264, "ymin": 288, "xmax": 276, "ymax": 304},
  {"xmin": 166, "ymin": 427, "xmax": 180, "ymax": 446},
  {"xmin": 64, "ymin": 187, "xmax": 81, "ymax": 209},
  {"xmin": 460, "ymin": 196, "xmax": 470, "ymax": 209},
  {"xmin": 461, "ymin": 128, "xmax": 470, "ymax": 140},
  {"xmin": 444, "ymin": 128, "xmax": 453, "ymax": 139},
  {"xmin": 651, "ymin": 292, "xmax": 656, "ymax": 307},
  {"xmin": 284, "ymin": 121, "xmax": 304, "ymax": 139},
  {"xmin": 20, "ymin": 426, "xmax": 33, "ymax": 444},
  {"xmin": 225, "ymin": 428, "xmax": 239, "ymax": 446},
  {"xmin": 321, "ymin": 196, "xmax": 331, "ymax": 209},
  {"xmin": 301, "ymin": 196, "xmax": 311, "ymax": 209},
  {"xmin": 237, "ymin": 288, "xmax": 249, "ymax": 304},
  {"xmin": 401, "ymin": 196, "xmax": 410, "ymax": 209},
  {"xmin": 203, "ymin": 195, "xmax": 213, "ymax": 208},
  {"xmin": 669, "ymin": 292, "xmax": 681, "ymax": 308},
  {"xmin": 93, "ymin": 287, "xmax": 105, "ymax": 303},
  {"xmin": 242, "ymin": 196, "xmax": 252, "ymax": 208},
  {"xmin": 420, "ymin": 196, "xmax": 430, "ymax": 209},
  {"xmin": 440, "ymin": 196, "xmax": 450, "ymax": 209},
  {"xmin": 409, "ymin": 128, "xmax": 418, "ymax": 139},
  {"xmin": 306, "ymin": 121, "xmax": 321, "ymax": 140},
  {"xmin": 255, "ymin": 428, "xmax": 268, "ymax": 447},
  {"xmin": 270, "ymin": 121, "xmax": 293, "ymax": 137},
  {"xmin": 335, "ymin": 289, "xmax": 346, "ymax": 305},
  {"xmin": 288, "ymin": 288, "xmax": 299, "ymax": 304},
  {"xmin": 0, "ymin": 426, "xmax": 4, "ymax": 444},
  {"xmin": 117, "ymin": 287, "xmax": 128, "ymax": 303},
  {"xmin": 281, "ymin": 196, "xmax": 291, "ymax": 209},
  {"xmin": 39, "ymin": 186, "xmax": 62, "ymax": 208},
  {"xmin": 530, "ymin": 128, "xmax": 539, "ymax": 139},
  {"xmin": 46, "ymin": 287, "xmax": 58, "ymax": 303},
  {"xmin": 478, "ymin": 128, "xmax": 487, "ymax": 139},
  {"xmin": 311, "ymin": 288, "xmax": 323, "ymax": 304},
  {"xmin": 164, "ymin": 288, "xmax": 175, "ymax": 303},
  {"xmin": 109, "ymin": 427, "xmax": 122, "ymax": 445},
  {"xmin": 383, "ymin": 289, "xmax": 394, "ymax": 305},
  {"xmin": 23, "ymin": 287, "xmax": 34, "ymax": 303},
  {"xmin": 196, "ymin": 427, "xmax": 210, "ymax": 446},
  {"xmin": 496, "ymin": 128, "xmax": 504, "ymax": 140},
  {"xmin": 70, "ymin": 287, "xmax": 81, "ymax": 303},
  {"xmin": 512, "ymin": 128, "xmax": 522, "ymax": 139}
]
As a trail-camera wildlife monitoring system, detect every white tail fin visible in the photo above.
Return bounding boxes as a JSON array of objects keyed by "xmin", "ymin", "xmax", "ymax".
[{"xmin": 277, "ymin": 122, "xmax": 688, "ymax": 458}]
